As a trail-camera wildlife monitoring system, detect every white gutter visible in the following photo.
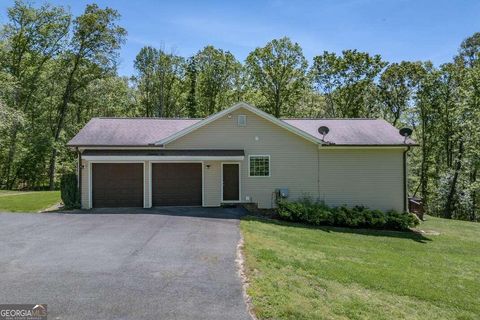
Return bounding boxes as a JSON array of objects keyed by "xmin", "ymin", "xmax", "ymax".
[
  {"xmin": 318, "ymin": 145, "xmax": 411, "ymax": 150},
  {"xmin": 82, "ymin": 155, "xmax": 245, "ymax": 161}
]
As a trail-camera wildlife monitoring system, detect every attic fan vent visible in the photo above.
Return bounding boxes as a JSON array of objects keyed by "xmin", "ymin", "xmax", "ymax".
[{"xmin": 238, "ymin": 115, "xmax": 247, "ymax": 126}]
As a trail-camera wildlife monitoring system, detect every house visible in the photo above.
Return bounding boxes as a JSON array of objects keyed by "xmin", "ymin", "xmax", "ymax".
[{"xmin": 67, "ymin": 102, "xmax": 417, "ymax": 211}]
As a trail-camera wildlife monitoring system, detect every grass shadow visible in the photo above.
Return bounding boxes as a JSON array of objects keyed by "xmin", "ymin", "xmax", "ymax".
[{"xmin": 242, "ymin": 215, "xmax": 432, "ymax": 243}]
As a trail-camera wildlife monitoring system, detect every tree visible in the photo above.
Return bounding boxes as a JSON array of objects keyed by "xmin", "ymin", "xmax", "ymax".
[
  {"xmin": 411, "ymin": 63, "xmax": 443, "ymax": 214},
  {"xmin": 0, "ymin": 101, "xmax": 24, "ymax": 159},
  {"xmin": 456, "ymin": 32, "xmax": 480, "ymax": 67},
  {"xmin": 195, "ymin": 45, "xmax": 242, "ymax": 116},
  {"xmin": 454, "ymin": 32, "xmax": 480, "ymax": 220},
  {"xmin": 185, "ymin": 56, "xmax": 197, "ymax": 118},
  {"xmin": 133, "ymin": 46, "xmax": 158, "ymax": 117},
  {"xmin": 413, "ymin": 57, "xmax": 479, "ymax": 220},
  {"xmin": 75, "ymin": 76, "xmax": 136, "ymax": 119},
  {"xmin": 245, "ymin": 37, "xmax": 308, "ymax": 117},
  {"xmin": 134, "ymin": 46, "xmax": 185, "ymax": 117},
  {"xmin": 312, "ymin": 50, "xmax": 387, "ymax": 118},
  {"xmin": 47, "ymin": 4, "xmax": 126, "ymax": 189},
  {"xmin": 0, "ymin": 0, "xmax": 70, "ymax": 189},
  {"xmin": 378, "ymin": 61, "xmax": 425, "ymax": 126}
]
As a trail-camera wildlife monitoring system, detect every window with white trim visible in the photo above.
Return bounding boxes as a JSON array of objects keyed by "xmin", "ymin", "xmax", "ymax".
[{"xmin": 249, "ymin": 155, "xmax": 270, "ymax": 177}]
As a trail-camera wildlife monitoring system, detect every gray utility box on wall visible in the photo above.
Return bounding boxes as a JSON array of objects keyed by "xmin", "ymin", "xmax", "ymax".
[{"xmin": 275, "ymin": 188, "xmax": 289, "ymax": 199}]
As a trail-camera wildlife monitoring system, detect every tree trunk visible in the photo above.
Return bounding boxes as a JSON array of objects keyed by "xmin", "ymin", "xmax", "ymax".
[
  {"xmin": 3, "ymin": 127, "xmax": 19, "ymax": 189},
  {"xmin": 48, "ymin": 148, "xmax": 58, "ymax": 190},
  {"xmin": 420, "ymin": 144, "xmax": 429, "ymax": 212},
  {"xmin": 471, "ymin": 165, "xmax": 478, "ymax": 221},
  {"xmin": 48, "ymin": 55, "xmax": 81, "ymax": 190},
  {"xmin": 274, "ymin": 88, "xmax": 281, "ymax": 118},
  {"xmin": 443, "ymin": 140, "xmax": 464, "ymax": 219},
  {"xmin": 419, "ymin": 115, "xmax": 430, "ymax": 212},
  {"xmin": 392, "ymin": 116, "xmax": 398, "ymax": 127},
  {"xmin": 48, "ymin": 86, "xmax": 73, "ymax": 190}
]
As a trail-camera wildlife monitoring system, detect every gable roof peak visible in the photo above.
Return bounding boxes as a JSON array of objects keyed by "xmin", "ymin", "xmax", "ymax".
[{"xmin": 154, "ymin": 102, "xmax": 324, "ymax": 146}]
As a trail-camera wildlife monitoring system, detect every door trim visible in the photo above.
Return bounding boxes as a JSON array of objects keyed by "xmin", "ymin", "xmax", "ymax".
[
  {"xmin": 88, "ymin": 161, "xmax": 146, "ymax": 209},
  {"xmin": 221, "ymin": 162, "xmax": 241, "ymax": 203},
  {"xmin": 149, "ymin": 161, "xmax": 204, "ymax": 207}
]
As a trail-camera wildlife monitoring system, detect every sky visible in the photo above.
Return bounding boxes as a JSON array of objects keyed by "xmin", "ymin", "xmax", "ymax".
[{"xmin": 1, "ymin": 0, "xmax": 479, "ymax": 76}]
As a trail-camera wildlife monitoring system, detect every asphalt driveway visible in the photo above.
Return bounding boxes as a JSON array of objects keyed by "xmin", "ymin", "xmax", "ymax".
[{"xmin": 0, "ymin": 207, "xmax": 251, "ymax": 320}]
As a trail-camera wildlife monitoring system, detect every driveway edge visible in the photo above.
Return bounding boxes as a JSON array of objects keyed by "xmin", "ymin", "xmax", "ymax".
[{"xmin": 236, "ymin": 232, "xmax": 258, "ymax": 320}]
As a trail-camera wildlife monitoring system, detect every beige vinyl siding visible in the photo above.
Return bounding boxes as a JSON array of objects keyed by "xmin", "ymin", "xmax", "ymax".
[
  {"xmin": 81, "ymin": 159, "xmax": 89, "ymax": 209},
  {"xmin": 318, "ymin": 148, "xmax": 404, "ymax": 211},
  {"xmin": 167, "ymin": 108, "xmax": 319, "ymax": 208}
]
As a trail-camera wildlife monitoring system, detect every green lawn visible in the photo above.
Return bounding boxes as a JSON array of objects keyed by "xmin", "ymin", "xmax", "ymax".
[
  {"xmin": 0, "ymin": 191, "xmax": 61, "ymax": 212},
  {"xmin": 241, "ymin": 215, "xmax": 480, "ymax": 320}
]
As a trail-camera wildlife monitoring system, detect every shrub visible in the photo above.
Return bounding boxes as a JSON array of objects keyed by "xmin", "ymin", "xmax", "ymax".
[
  {"xmin": 277, "ymin": 198, "xmax": 334, "ymax": 225},
  {"xmin": 385, "ymin": 209, "xmax": 420, "ymax": 230},
  {"xmin": 276, "ymin": 198, "xmax": 419, "ymax": 231},
  {"xmin": 60, "ymin": 172, "xmax": 80, "ymax": 209}
]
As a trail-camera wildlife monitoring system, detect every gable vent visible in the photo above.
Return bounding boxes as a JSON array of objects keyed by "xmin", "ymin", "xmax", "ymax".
[{"xmin": 237, "ymin": 115, "xmax": 247, "ymax": 126}]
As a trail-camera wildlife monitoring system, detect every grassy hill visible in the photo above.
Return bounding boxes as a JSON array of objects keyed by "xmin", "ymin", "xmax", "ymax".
[{"xmin": 241, "ymin": 215, "xmax": 480, "ymax": 320}]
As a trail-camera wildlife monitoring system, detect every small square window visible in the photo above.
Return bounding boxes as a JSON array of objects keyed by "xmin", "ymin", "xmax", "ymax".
[
  {"xmin": 249, "ymin": 155, "xmax": 270, "ymax": 177},
  {"xmin": 237, "ymin": 115, "xmax": 247, "ymax": 126}
]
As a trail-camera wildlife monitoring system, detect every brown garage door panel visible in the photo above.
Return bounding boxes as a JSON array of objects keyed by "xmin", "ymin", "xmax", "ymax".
[
  {"xmin": 92, "ymin": 163, "xmax": 144, "ymax": 208},
  {"xmin": 152, "ymin": 163, "xmax": 202, "ymax": 206}
]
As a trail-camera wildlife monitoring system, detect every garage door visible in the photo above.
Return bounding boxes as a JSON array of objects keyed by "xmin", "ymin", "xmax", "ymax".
[
  {"xmin": 92, "ymin": 163, "xmax": 144, "ymax": 208},
  {"xmin": 152, "ymin": 163, "xmax": 202, "ymax": 206}
]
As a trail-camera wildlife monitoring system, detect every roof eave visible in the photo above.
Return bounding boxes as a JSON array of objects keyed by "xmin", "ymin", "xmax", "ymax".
[
  {"xmin": 319, "ymin": 143, "xmax": 419, "ymax": 148},
  {"xmin": 69, "ymin": 144, "xmax": 165, "ymax": 149}
]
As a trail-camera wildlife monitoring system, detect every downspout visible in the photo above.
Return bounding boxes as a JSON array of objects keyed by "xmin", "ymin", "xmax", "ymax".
[
  {"xmin": 403, "ymin": 146, "xmax": 411, "ymax": 212},
  {"xmin": 317, "ymin": 146, "xmax": 320, "ymax": 198},
  {"xmin": 77, "ymin": 148, "xmax": 81, "ymax": 206}
]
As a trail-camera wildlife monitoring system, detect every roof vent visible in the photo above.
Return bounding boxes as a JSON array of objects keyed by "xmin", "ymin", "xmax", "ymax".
[
  {"xmin": 318, "ymin": 126, "xmax": 330, "ymax": 141},
  {"xmin": 399, "ymin": 127, "xmax": 413, "ymax": 143},
  {"xmin": 238, "ymin": 115, "xmax": 247, "ymax": 126}
]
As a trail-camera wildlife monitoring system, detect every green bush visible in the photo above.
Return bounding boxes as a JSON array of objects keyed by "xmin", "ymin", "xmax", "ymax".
[
  {"xmin": 277, "ymin": 197, "xmax": 334, "ymax": 225},
  {"xmin": 60, "ymin": 173, "xmax": 80, "ymax": 209},
  {"xmin": 384, "ymin": 210, "xmax": 420, "ymax": 230},
  {"xmin": 277, "ymin": 198, "xmax": 419, "ymax": 231}
]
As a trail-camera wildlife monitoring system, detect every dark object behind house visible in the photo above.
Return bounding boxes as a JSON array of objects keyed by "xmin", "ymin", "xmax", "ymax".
[
  {"xmin": 409, "ymin": 197, "xmax": 425, "ymax": 220},
  {"xmin": 277, "ymin": 198, "xmax": 419, "ymax": 231},
  {"xmin": 60, "ymin": 173, "xmax": 80, "ymax": 208}
]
